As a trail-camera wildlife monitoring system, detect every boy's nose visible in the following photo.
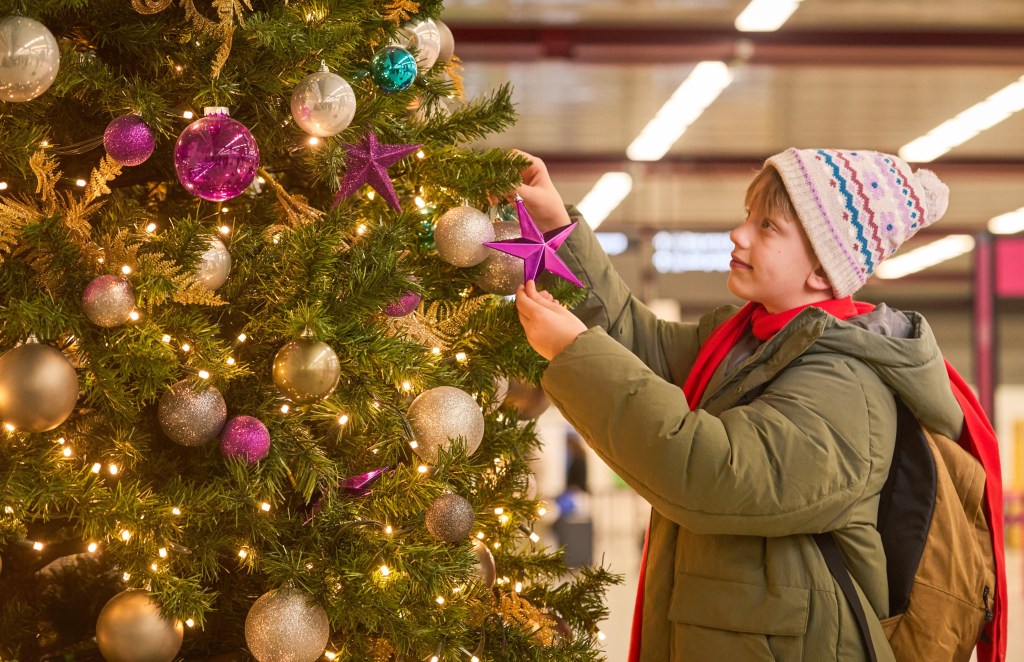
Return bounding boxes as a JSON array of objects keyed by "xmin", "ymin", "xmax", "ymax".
[{"xmin": 729, "ymin": 225, "xmax": 745, "ymax": 247}]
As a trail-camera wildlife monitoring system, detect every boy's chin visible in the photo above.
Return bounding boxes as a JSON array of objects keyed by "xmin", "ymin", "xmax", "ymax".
[{"xmin": 725, "ymin": 275, "xmax": 750, "ymax": 302}]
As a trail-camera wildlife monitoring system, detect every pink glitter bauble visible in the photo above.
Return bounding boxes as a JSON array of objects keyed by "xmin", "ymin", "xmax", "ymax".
[
  {"xmin": 384, "ymin": 290, "xmax": 421, "ymax": 317},
  {"xmin": 103, "ymin": 115, "xmax": 155, "ymax": 166},
  {"xmin": 174, "ymin": 110, "xmax": 259, "ymax": 202},
  {"xmin": 219, "ymin": 415, "xmax": 270, "ymax": 464}
]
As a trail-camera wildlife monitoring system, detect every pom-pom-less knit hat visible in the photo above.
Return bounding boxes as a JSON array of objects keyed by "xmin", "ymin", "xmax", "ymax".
[{"xmin": 765, "ymin": 148, "xmax": 950, "ymax": 298}]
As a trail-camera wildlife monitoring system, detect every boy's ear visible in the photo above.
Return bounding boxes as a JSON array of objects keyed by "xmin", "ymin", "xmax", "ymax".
[{"xmin": 807, "ymin": 265, "xmax": 832, "ymax": 293}]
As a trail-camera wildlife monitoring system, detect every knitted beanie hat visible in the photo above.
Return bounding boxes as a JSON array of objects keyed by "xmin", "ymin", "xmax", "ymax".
[{"xmin": 765, "ymin": 148, "xmax": 950, "ymax": 298}]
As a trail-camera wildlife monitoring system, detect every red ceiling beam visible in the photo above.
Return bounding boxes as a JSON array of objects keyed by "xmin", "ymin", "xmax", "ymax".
[{"xmin": 448, "ymin": 25, "xmax": 1024, "ymax": 67}]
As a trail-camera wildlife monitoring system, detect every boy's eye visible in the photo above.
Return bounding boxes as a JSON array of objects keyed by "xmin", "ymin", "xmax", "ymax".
[{"xmin": 760, "ymin": 219, "xmax": 775, "ymax": 231}]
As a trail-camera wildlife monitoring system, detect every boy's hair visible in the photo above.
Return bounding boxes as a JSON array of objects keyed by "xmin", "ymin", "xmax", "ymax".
[
  {"xmin": 744, "ymin": 165, "xmax": 798, "ymax": 226},
  {"xmin": 762, "ymin": 148, "xmax": 950, "ymax": 298}
]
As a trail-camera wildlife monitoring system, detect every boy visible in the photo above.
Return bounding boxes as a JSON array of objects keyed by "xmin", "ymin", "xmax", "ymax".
[{"xmin": 510, "ymin": 148, "xmax": 1003, "ymax": 660}]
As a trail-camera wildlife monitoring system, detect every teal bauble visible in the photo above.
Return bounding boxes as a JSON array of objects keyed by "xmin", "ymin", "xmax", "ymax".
[{"xmin": 371, "ymin": 46, "xmax": 417, "ymax": 93}]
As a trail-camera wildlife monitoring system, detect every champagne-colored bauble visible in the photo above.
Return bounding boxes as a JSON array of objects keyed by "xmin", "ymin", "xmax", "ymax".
[
  {"xmin": 435, "ymin": 20, "xmax": 455, "ymax": 66},
  {"xmin": 475, "ymin": 221, "xmax": 523, "ymax": 295},
  {"xmin": 425, "ymin": 493, "xmax": 474, "ymax": 543},
  {"xmin": 0, "ymin": 16, "xmax": 60, "ymax": 102},
  {"xmin": 0, "ymin": 340, "xmax": 78, "ymax": 432},
  {"xmin": 272, "ymin": 337, "xmax": 341, "ymax": 404},
  {"xmin": 95, "ymin": 590, "xmax": 183, "ymax": 662},
  {"xmin": 501, "ymin": 379, "xmax": 551, "ymax": 420},
  {"xmin": 290, "ymin": 66, "xmax": 356, "ymax": 138},
  {"xmin": 396, "ymin": 18, "xmax": 442, "ymax": 70},
  {"xmin": 435, "ymin": 205, "xmax": 494, "ymax": 267},
  {"xmin": 82, "ymin": 275, "xmax": 135, "ymax": 328},
  {"xmin": 196, "ymin": 236, "xmax": 232, "ymax": 290},
  {"xmin": 245, "ymin": 588, "xmax": 330, "ymax": 662},
  {"xmin": 407, "ymin": 386, "xmax": 484, "ymax": 463},
  {"xmin": 472, "ymin": 539, "xmax": 496, "ymax": 588},
  {"xmin": 157, "ymin": 379, "xmax": 227, "ymax": 446}
]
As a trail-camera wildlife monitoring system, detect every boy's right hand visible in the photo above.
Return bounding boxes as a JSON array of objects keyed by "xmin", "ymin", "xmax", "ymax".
[{"xmin": 491, "ymin": 150, "xmax": 573, "ymax": 233}]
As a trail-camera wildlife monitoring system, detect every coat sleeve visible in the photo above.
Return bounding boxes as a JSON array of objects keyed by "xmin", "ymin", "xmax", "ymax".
[
  {"xmin": 559, "ymin": 208, "xmax": 702, "ymax": 384},
  {"xmin": 541, "ymin": 326, "xmax": 895, "ymax": 538}
]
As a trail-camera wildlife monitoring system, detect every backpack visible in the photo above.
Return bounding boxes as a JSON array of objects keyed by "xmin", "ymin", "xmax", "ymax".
[{"xmin": 814, "ymin": 396, "xmax": 997, "ymax": 662}]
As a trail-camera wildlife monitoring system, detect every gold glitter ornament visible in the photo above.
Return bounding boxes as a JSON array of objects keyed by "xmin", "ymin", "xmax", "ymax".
[
  {"xmin": 407, "ymin": 386, "xmax": 484, "ymax": 463},
  {"xmin": 434, "ymin": 204, "xmax": 494, "ymax": 267},
  {"xmin": 499, "ymin": 592, "xmax": 560, "ymax": 647},
  {"xmin": 95, "ymin": 590, "xmax": 183, "ymax": 662},
  {"xmin": 82, "ymin": 275, "xmax": 135, "ymax": 328},
  {"xmin": 0, "ymin": 338, "xmax": 78, "ymax": 432},
  {"xmin": 157, "ymin": 379, "xmax": 227, "ymax": 446},
  {"xmin": 425, "ymin": 493, "xmax": 474, "ymax": 543},
  {"xmin": 475, "ymin": 221, "xmax": 523, "ymax": 295},
  {"xmin": 244, "ymin": 587, "xmax": 330, "ymax": 662}
]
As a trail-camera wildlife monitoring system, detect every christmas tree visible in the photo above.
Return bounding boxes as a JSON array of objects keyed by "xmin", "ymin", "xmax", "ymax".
[{"xmin": 0, "ymin": 1, "xmax": 617, "ymax": 659}]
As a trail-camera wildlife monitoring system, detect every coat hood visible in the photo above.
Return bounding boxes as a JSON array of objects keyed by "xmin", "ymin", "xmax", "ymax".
[{"xmin": 808, "ymin": 304, "xmax": 963, "ymax": 438}]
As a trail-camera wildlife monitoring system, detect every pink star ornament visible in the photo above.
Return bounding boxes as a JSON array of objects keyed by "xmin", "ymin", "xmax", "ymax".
[
  {"xmin": 483, "ymin": 197, "xmax": 583, "ymax": 287},
  {"xmin": 332, "ymin": 132, "xmax": 421, "ymax": 211}
]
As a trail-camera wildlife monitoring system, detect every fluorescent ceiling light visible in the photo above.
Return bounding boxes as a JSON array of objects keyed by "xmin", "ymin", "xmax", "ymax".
[
  {"xmin": 626, "ymin": 61, "xmax": 733, "ymax": 162},
  {"xmin": 735, "ymin": 0, "xmax": 804, "ymax": 32},
  {"xmin": 988, "ymin": 206, "xmax": 1024, "ymax": 235},
  {"xmin": 899, "ymin": 75, "xmax": 1024, "ymax": 163},
  {"xmin": 875, "ymin": 235, "xmax": 976, "ymax": 279},
  {"xmin": 576, "ymin": 172, "xmax": 633, "ymax": 229}
]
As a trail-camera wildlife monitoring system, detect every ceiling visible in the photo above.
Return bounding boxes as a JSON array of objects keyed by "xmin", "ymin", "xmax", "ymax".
[{"xmin": 440, "ymin": 0, "xmax": 1024, "ymax": 311}]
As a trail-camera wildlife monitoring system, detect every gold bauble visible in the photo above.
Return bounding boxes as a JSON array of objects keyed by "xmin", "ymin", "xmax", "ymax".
[
  {"xmin": 0, "ymin": 340, "xmax": 79, "ymax": 432},
  {"xmin": 95, "ymin": 590, "xmax": 183, "ymax": 662},
  {"xmin": 272, "ymin": 338, "xmax": 341, "ymax": 404}
]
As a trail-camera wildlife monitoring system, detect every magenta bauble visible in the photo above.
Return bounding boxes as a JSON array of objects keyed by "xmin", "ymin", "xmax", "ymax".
[
  {"xmin": 384, "ymin": 290, "xmax": 421, "ymax": 317},
  {"xmin": 103, "ymin": 115, "xmax": 155, "ymax": 166},
  {"xmin": 219, "ymin": 415, "xmax": 270, "ymax": 464},
  {"xmin": 174, "ymin": 108, "xmax": 259, "ymax": 202}
]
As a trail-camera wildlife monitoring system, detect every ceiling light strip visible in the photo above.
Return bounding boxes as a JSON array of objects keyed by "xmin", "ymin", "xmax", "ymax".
[
  {"xmin": 735, "ymin": 0, "xmax": 805, "ymax": 32},
  {"xmin": 875, "ymin": 235, "xmax": 976, "ymax": 279},
  {"xmin": 899, "ymin": 75, "xmax": 1024, "ymax": 163},
  {"xmin": 576, "ymin": 172, "xmax": 633, "ymax": 229},
  {"xmin": 626, "ymin": 61, "xmax": 733, "ymax": 162}
]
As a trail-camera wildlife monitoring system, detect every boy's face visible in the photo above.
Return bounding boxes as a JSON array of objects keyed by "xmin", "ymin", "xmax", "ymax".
[{"xmin": 727, "ymin": 202, "xmax": 831, "ymax": 312}]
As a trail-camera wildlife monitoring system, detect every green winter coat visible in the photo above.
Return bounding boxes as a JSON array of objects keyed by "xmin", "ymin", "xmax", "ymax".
[{"xmin": 540, "ymin": 217, "xmax": 964, "ymax": 661}]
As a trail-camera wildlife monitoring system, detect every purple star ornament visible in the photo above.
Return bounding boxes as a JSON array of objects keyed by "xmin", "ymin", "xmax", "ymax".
[
  {"xmin": 332, "ymin": 132, "xmax": 421, "ymax": 211},
  {"xmin": 483, "ymin": 197, "xmax": 583, "ymax": 287}
]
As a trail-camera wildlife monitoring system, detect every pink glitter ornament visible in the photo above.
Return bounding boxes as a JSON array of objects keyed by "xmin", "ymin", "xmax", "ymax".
[
  {"xmin": 174, "ymin": 107, "xmax": 259, "ymax": 202},
  {"xmin": 384, "ymin": 289, "xmax": 421, "ymax": 317},
  {"xmin": 103, "ymin": 114, "xmax": 155, "ymax": 166},
  {"xmin": 219, "ymin": 415, "xmax": 270, "ymax": 464}
]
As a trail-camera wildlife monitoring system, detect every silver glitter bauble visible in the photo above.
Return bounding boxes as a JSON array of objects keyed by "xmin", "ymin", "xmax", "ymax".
[
  {"xmin": 245, "ymin": 587, "xmax": 329, "ymax": 662},
  {"xmin": 407, "ymin": 386, "xmax": 484, "ymax": 463},
  {"xmin": 272, "ymin": 337, "xmax": 341, "ymax": 404},
  {"xmin": 435, "ymin": 205, "xmax": 494, "ymax": 267},
  {"xmin": 475, "ymin": 221, "xmax": 524, "ymax": 295},
  {"xmin": 196, "ymin": 236, "xmax": 232, "ymax": 290},
  {"xmin": 290, "ymin": 66, "xmax": 356, "ymax": 138},
  {"xmin": 425, "ymin": 493, "xmax": 474, "ymax": 543},
  {"xmin": 95, "ymin": 590, "xmax": 183, "ymax": 662},
  {"xmin": 0, "ymin": 339, "xmax": 78, "ymax": 432},
  {"xmin": 82, "ymin": 275, "xmax": 135, "ymax": 328},
  {"xmin": 158, "ymin": 379, "xmax": 227, "ymax": 446},
  {"xmin": 396, "ymin": 18, "xmax": 442, "ymax": 70},
  {"xmin": 435, "ymin": 20, "xmax": 455, "ymax": 66},
  {"xmin": 0, "ymin": 16, "xmax": 60, "ymax": 102},
  {"xmin": 473, "ymin": 539, "xmax": 496, "ymax": 588}
]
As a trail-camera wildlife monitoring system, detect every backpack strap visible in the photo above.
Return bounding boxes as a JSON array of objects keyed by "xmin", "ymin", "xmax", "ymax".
[{"xmin": 813, "ymin": 533, "xmax": 878, "ymax": 662}]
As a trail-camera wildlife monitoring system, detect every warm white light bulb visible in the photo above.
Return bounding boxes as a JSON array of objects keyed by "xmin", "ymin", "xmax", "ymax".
[
  {"xmin": 171, "ymin": 506, "xmax": 182, "ymax": 516},
  {"xmin": 238, "ymin": 549, "xmax": 248, "ymax": 559},
  {"xmin": 145, "ymin": 223, "xmax": 157, "ymax": 233},
  {"xmin": 62, "ymin": 446, "xmax": 72, "ymax": 457},
  {"xmin": 75, "ymin": 179, "xmax": 87, "ymax": 187},
  {"xmin": 180, "ymin": 343, "xmax": 191, "ymax": 352},
  {"xmin": 128, "ymin": 311, "xmax": 140, "ymax": 322},
  {"xmin": 91, "ymin": 463, "xmax": 102, "ymax": 473},
  {"xmin": 32, "ymin": 541, "xmax": 44, "ymax": 551},
  {"xmin": 260, "ymin": 502, "xmax": 271, "ymax": 512},
  {"xmin": 380, "ymin": 564, "xmax": 390, "ymax": 576},
  {"xmin": 338, "ymin": 414, "xmax": 349, "ymax": 425},
  {"xmin": 121, "ymin": 529, "xmax": 132, "ymax": 541},
  {"xmin": 158, "ymin": 547, "xmax": 168, "ymax": 558},
  {"xmin": 88, "ymin": 542, "xmax": 98, "ymax": 553},
  {"xmin": 280, "ymin": 404, "xmax": 290, "ymax": 414}
]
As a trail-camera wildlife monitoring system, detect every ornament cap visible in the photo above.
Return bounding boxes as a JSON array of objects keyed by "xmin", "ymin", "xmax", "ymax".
[
  {"xmin": 319, "ymin": 60, "xmax": 329, "ymax": 72},
  {"xmin": 203, "ymin": 106, "xmax": 230, "ymax": 117},
  {"xmin": 25, "ymin": 334, "xmax": 39, "ymax": 344}
]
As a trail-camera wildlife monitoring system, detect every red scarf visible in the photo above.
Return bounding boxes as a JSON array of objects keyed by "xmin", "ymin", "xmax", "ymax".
[{"xmin": 627, "ymin": 299, "xmax": 1006, "ymax": 662}]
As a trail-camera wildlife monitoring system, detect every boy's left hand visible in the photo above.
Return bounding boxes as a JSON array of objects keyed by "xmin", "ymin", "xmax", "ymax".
[{"xmin": 515, "ymin": 280, "xmax": 587, "ymax": 361}]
